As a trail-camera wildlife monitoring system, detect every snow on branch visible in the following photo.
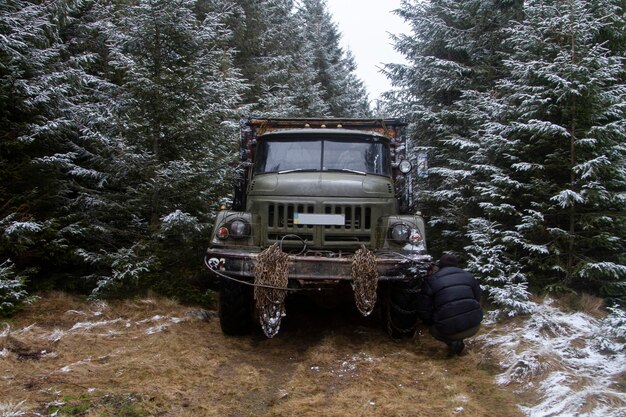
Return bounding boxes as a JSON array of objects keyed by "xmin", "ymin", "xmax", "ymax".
[
  {"xmin": 574, "ymin": 155, "xmax": 611, "ymax": 180},
  {"xmin": 159, "ymin": 210, "xmax": 202, "ymax": 234},
  {"xmin": 0, "ymin": 260, "xmax": 29, "ymax": 316},
  {"xmin": 550, "ymin": 189, "xmax": 586, "ymax": 208},
  {"xmin": 578, "ymin": 262, "xmax": 626, "ymax": 282}
]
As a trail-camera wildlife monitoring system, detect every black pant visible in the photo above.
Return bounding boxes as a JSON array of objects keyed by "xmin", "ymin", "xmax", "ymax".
[{"xmin": 429, "ymin": 324, "xmax": 481, "ymax": 344}]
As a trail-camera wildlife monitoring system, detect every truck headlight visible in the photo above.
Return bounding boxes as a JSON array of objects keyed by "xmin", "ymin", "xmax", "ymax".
[
  {"xmin": 390, "ymin": 223, "xmax": 411, "ymax": 243},
  {"xmin": 229, "ymin": 219, "xmax": 250, "ymax": 239}
]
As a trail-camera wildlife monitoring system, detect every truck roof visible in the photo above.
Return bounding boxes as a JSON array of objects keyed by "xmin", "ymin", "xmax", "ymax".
[
  {"xmin": 247, "ymin": 118, "xmax": 406, "ymax": 139},
  {"xmin": 257, "ymin": 128, "xmax": 390, "ymax": 141}
]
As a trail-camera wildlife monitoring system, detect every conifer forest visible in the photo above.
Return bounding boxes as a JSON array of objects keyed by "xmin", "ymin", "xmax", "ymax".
[{"xmin": 1, "ymin": 0, "xmax": 624, "ymax": 317}]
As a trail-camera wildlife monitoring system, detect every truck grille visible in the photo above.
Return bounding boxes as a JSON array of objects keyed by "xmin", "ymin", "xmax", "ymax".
[{"xmin": 266, "ymin": 202, "xmax": 374, "ymax": 248}]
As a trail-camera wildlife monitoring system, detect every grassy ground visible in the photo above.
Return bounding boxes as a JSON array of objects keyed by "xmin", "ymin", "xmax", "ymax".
[{"xmin": 0, "ymin": 292, "xmax": 524, "ymax": 417}]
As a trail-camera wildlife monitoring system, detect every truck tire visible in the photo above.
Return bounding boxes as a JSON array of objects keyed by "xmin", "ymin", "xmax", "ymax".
[
  {"xmin": 219, "ymin": 277, "xmax": 253, "ymax": 335},
  {"xmin": 385, "ymin": 277, "xmax": 421, "ymax": 339}
]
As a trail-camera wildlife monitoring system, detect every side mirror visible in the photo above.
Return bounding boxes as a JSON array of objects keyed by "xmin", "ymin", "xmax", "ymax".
[{"xmin": 416, "ymin": 152, "xmax": 428, "ymax": 178}]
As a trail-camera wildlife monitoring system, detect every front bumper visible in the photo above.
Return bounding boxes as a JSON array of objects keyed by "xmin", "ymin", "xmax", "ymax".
[{"xmin": 205, "ymin": 247, "xmax": 432, "ymax": 287}]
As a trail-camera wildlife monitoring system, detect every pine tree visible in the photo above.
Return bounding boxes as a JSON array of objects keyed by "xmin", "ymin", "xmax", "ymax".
[
  {"xmin": 99, "ymin": 0, "xmax": 246, "ymax": 297},
  {"xmin": 457, "ymin": 89, "xmax": 536, "ymax": 314},
  {"xmin": 383, "ymin": 0, "xmax": 539, "ymax": 312},
  {"xmin": 296, "ymin": 0, "xmax": 370, "ymax": 116},
  {"xmin": 383, "ymin": 0, "xmax": 523, "ymax": 257},
  {"xmin": 465, "ymin": 218, "xmax": 534, "ymax": 316},
  {"xmin": 222, "ymin": 0, "xmax": 319, "ymax": 116},
  {"xmin": 0, "ymin": 260, "xmax": 28, "ymax": 316},
  {"xmin": 0, "ymin": 0, "xmax": 108, "ymax": 290},
  {"xmin": 494, "ymin": 0, "xmax": 626, "ymax": 297},
  {"xmin": 55, "ymin": 0, "xmax": 150, "ymax": 291}
]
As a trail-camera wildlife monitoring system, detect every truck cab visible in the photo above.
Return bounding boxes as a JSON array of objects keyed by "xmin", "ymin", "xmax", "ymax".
[{"xmin": 206, "ymin": 118, "xmax": 432, "ymax": 337}]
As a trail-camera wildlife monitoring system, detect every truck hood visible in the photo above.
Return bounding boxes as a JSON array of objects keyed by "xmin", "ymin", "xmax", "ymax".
[{"xmin": 248, "ymin": 172, "xmax": 394, "ymax": 198}]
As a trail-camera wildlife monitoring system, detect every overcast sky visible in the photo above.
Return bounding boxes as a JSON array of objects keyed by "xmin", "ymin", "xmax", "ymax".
[{"xmin": 326, "ymin": 0, "xmax": 410, "ymax": 102}]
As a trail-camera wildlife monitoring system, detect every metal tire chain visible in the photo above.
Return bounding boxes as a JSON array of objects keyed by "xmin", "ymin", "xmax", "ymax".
[
  {"xmin": 351, "ymin": 245, "xmax": 379, "ymax": 317},
  {"xmin": 389, "ymin": 284, "xmax": 422, "ymax": 314},
  {"xmin": 386, "ymin": 279, "xmax": 421, "ymax": 336},
  {"xmin": 388, "ymin": 299, "xmax": 418, "ymax": 315},
  {"xmin": 253, "ymin": 243, "xmax": 290, "ymax": 338}
]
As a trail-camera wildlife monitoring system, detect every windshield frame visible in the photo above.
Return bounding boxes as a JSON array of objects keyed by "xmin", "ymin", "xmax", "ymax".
[{"xmin": 253, "ymin": 133, "xmax": 392, "ymax": 177}]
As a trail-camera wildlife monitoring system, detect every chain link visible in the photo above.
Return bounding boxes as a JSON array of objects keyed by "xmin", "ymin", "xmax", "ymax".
[
  {"xmin": 351, "ymin": 245, "xmax": 379, "ymax": 317},
  {"xmin": 253, "ymin": 243, "xmax": 290, "ymax": 338}
]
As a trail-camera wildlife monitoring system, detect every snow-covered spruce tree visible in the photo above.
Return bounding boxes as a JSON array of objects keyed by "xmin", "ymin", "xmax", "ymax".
[
  {"xmin": 495, "ymin": 0, "xmax": 626, "ymax": 297},
  {"xmin": 0, "ymin": 260, "xmax": 29, "ymax": 316},
  {"xmin": 0, "ymin": 0, "xmax": 116, "ymax": 291},
  {"xmin": 452, "ymin": 89, "xmax": 536, "ymax": 314},
  {"xmin": 286, "ymin": 37, "xmax": 331, "ymax": 117},
  {"xmin": 209, "ymin": 0, "xmax": 305, "ymax": 116},
  {"xmin": 1, "ymin": 1, "xmax": 58, "ymax": 283},
  {"xmin": 246, "ymin": 0, "xmax": 302, "ymax": 117},
  {"xmin": 465, "ymin": 218, "xmax": 534, "ymax": 316},
  {"xmin": 52, "ymin": 0, "xmax": 161, "ymax": 293},
  {"xmin": 383, "ymin": 0, "xmax": 523, "ymax": 257},
  {"xmin": 296, "ymin": 0, "xmax": 370, "ymax": 117},
  {"xmin": 100, "ymin": 0, "xmax": 246, "ymax": 299}
]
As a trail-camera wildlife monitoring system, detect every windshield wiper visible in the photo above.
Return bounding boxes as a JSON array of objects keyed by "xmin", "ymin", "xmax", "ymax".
[
  {"xmin": 277, "ymin": 168, "xmax": 316, "ymax": 174},
  {"xmin": 325, "ymin": 168, "xmax": 367, "ymax": 175}
]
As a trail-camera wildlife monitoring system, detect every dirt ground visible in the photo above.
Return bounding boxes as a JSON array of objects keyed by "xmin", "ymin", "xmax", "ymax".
[{"xmin": 0, "ymin": 292, "xmax": 524, "ymax": 417}]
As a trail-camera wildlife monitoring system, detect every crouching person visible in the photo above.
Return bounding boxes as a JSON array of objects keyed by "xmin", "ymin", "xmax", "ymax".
[{"xmin": 417, "ymin": 254, "xmax": 483, "ymax": 356}]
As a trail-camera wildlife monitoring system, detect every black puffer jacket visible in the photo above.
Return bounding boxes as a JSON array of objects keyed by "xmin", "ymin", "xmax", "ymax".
[{"xmin": 417, "ymin": 266, "xmax": 483, "ymax": 336}]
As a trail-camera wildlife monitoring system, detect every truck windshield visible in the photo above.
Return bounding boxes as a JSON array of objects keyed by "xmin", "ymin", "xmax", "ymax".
[{"xmin": 254, "ymin": 137, "xmax": 391, "ymax": 176}]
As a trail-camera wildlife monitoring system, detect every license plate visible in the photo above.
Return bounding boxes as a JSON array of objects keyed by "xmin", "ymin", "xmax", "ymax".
[{"xmin": 293, "ymin": 213, "xmax": 345, "ymax": 226}]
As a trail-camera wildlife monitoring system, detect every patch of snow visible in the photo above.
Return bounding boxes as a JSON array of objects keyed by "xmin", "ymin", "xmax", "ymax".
[
  {"xmin": 16, "ymin": 324, "xmax": 35, "ymax": 334},
  {"xmin": 477, "ymin": 299, "xmax": 626, "ymax": 417},
  {"xmin": 49, "ymin": 329, "xmax": 64, "ymax": 342},
  {"xmin": 41, "ymin": 350, "xmax": 58, "ymax": 359},
  {"xmin": 135, "ymin": 315, "xmax": 163, "ymax": 324},
  {"xmin": 0, "ymin": 348, "xmax": 9, "ymax": 358},
  {"xmin": 133, "ymin": 315, "xmax": 186, "ymax": 333},
  {"xmin": 59, "ymin": 358, "xmax": 92, "ymax": 373},
  {"xmin": 333, "ymin": 352, "xmax": 382, "ymax": 377},
  {"xmin": 65, "ymin": 310, "xmax": 87, "ymax": 316},
  {"xmin": 0, "ymin": 322, "xmax": 9, "ymax": 337},
  {"xmin": 69, "ymin": 318, "xmax": 124, "ymax": 332},
  {"xmin": 170, "ymin": 317, "xmax": 186, "ymax": 324},
  {"xmin": 0, "ymin": 400, "xmax": 28, "ymax": 417},
  {"xmin": 277, "ymin": 388, "xmax": 289, "ymax": 399},
  {"xmin": 339, "ymin": 360, "xmax": 357, "ymax": 374},
  {"xmin": 145, "ymin": 324, "xmax": 168, "ymax": 335},
  {"xmin": 185, "ymin": 309, "xmax": 215, "ymax": 320}
]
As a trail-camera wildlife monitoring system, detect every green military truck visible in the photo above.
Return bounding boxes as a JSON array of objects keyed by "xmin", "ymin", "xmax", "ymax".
[{"xmin": 205, "ymin": 118, "xmax": 432, "ymax": 337}]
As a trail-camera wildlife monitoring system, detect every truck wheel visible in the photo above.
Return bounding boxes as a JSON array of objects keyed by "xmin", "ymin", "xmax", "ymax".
[
  {"xmin": 385, "ymin": 277, "xmax": 421, "ymax": 339},
  {"xmin": 219, "ymin": 277, "xmax": 253, "ymax": 335}
]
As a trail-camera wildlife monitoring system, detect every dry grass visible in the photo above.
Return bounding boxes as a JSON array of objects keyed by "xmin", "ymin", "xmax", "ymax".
[
  {"xmin": 554, "ymin": 292, "xmax": 606, "ymax": 318},
  {"xmin": 1, "ymin": 292, "xmax": 523, "ymax": 417}
]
